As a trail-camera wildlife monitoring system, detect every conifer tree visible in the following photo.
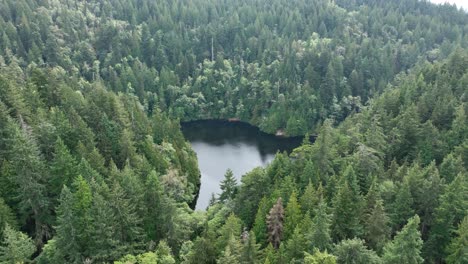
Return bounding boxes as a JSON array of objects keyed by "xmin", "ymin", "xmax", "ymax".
[
  {"xmin": 156, "ymin": 240, "xmax": 176, "ymax": 264},
  {"xmin": 217, "ymin": 234, "xmax": 242, "ymax": 264},
  {"xmin": 309, "ymin": 200, "xmax": 332, "ymax": 251},
  {"xmin": 446, "ymin": 216, "xmax": 468, "ymax": 264},
  {"xmin": 285, "ymin": 226, "xmax": 307, "ymax": 263},
  {"xmin": 304, "ymin": 249, "xmax": 337, "ymax": 264},
  {"xmin": 241, "ymin": 231, "xmax": 260, "ymax": 264},
  {"xmin": 143, "ymin": 170, "xmax": 163, "ymax": 241},
  {"xmin": 382, "ymin": 215, "xmax": 424, "ymax": 264},
  {"xmin": 217, "ymin": 214, "xmax": 242, "ymax": 252},
  {"xmin": 390, "ymin": 181, "xmax": 415, "ymax": 231},
  {"xmin": 10, "ymin": 120, "xmax": 50, "ymax": 246},
  {"xmin": 219, "ymin": 169, "xmax": 237, "ymax": 203},
  {"xmin": 334, "ymin": 238, "xmax": 381, "ymax": 264},
  {"xmin": 50, "ymin": 138, "xmax": 78, "ymax": 199},
  {"xmin": 284, "ymin": 191, "xmax": 301, "ymax": 240},
  {"xmin": 425, "ymin": 173, "xmax": 468, "ymax": 262},
  {"xmin": 300, "ymin": 181, "xmax": 320, "ymax": 217},
  {"xmin": 54, "ymin": 186, "xmax": 81, "ymax": 263},
  {"xmin": 0, "ymin": 224, "xmax": 35, "ymax": 264},
  {"xmin": 0, "ymin": 198, "xmax": 16, "ymax": 239},
  {"xmin": 332, "ymin": 182, "xmax": 362, "ymax": 241},
  {"xmin": 364, "ymin": 199, "xmax": 390, "ymax": 253},
  {"xmin": 267, "ymin": 198, "xmax": 284, "ymax": 249},
  {"xmin": 252, "ymin": 196, "xmax": 269, "ymax": 247}
]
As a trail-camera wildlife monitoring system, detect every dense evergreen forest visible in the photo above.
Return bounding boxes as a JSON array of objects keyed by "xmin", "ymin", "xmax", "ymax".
[{"xmin": 0, "ymin": 0, "xmax": 466, "ymax": 263}]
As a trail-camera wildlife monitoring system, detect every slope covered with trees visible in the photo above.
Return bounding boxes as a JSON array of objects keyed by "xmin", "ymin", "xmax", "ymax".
[
  {"xmin": 0, "ymin": 0, "xmax": 467, "ymax": 263},
  {"xmin": 1, "ymin": 0, "xmax": 467, "ymax": 135}
]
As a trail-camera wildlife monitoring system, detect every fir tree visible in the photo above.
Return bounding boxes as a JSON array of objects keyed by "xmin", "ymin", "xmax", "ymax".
[
  {"xmin": 219, "ymin": 169, "xmax": 237, "ymax": 203},
  {"xmin": 309, "ymin": 200, "xmax": 332, "ymax": 251},
  {"xmin": 364, "ymin": 199, "xmax": 390, "ymax": 253},
  {"xmin": 332, "ymin": 182, "xmax": 362, "ymax": 241},
  {"xmin": 382, "ymin": 215, "xmax": 424, "ymax": 264},
  {"xmin": 284, "ymin": 191, "xmax": 301, "ymax": 240},
  {"xmin": 0, "ymin": 224, "xmax": 35, "ymax": 264},
  {"xmin": 446, "ymin": 216, "xmax": 468, "ymax": 264},
  {"xmin": 252, "ymin": 196, "xmax": 269, "ymax": 247},
  {"xmin": 334, "ymin": 238, "xmax": 381, "ymax": 264}
]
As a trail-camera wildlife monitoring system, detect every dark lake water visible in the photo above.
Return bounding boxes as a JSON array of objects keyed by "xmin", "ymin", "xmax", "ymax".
[{"xmin": 181, "ymin": 120, "xmax": 304, "ymax": 210}]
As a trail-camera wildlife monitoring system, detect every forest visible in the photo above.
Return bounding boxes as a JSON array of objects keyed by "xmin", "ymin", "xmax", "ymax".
[{"xmin": 0, "ymin": 0, "xmax": 467, "ymax": 263}]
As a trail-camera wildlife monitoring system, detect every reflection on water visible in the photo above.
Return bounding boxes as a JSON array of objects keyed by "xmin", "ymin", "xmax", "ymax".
[{"xmin": 181, "ymin": 120, "xmax": 303, "ymax": 210}]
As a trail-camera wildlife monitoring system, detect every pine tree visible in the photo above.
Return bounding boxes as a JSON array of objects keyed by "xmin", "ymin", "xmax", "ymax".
[
  {"xmin": 284, "ymin": 191, "xmax": 301, "ymax": 240},
  {"xmin": 156, "ymin": 240, "xmax": 176, "ymax": 264},
  {"xmin": 332, "ymin": 182, "xmax": 362, "ymax": 241},
  {"xmin": 217, "ymin": 214, "xmax": 242, "ymax": 252},
  {"xmin": 439, "ymin": 153, "xmax": 465, "ymax": 184},
  {"xmin": 425, "ymin": 173, "xmax": 468, "ymax": 263},
  {"xmin": 88, "ymin": 191, "xmax": 118, "ymax": 262},
  {"xmin": 262, "ymin": 243, "xmax": 277, "ymax": 264},
  {"xmin": 382, "ymin": 215, "xmax": 424, "ymax": 264},
  {"xmin": 54, "ymin": 186, "xmax": 82, "ymax": 263},
  {"xmin": 108, "ymin": 181, "xmax": 144, "ymax": 254},
  {"xmin": 304, "ymin": 249, "xmax": 337, "ymax": 264},
  {"xmin": 219, "ymin": 169, "xmax": 237, "ymax": 203},
  {"xmin": 143, "ymin": 170, "xmax": 163, "ymax": 241},
  {"xmin": 334, "ymin": 238, "xmax": 381, "ymax": 264},
  {"xmin": 300, "ymin": 181, "xmax": 320, "ymax": 217},
  {"xmin": 390, "ymin": 181, "xmax": 414, "ymax": 231},
  {"xmin": 267, "ymin": 198, "xmax": 284, "ymax": 249},
  {"xmin": 9, "ymin": 120, "xmax": 50, "ymax": 246},
  {"xmin": 364, "ymin": 199, "xmax": 390, "ymax": 253},
  {"xmin": 0, "ymin": 224, "xmax": 35, "ymax": 264},
  {"xmin": 217, "ymin": 234, "xmax": 242, "ymax": 264},
  {"xmin": 446, "ymin": 216, "xmax": 468, "ymax": 264},
  {"xmin": 50, "ymin": 137, "xmax": 78, "ymax": 199},
  {"xmin": 0, "ymin": 198, "xmax": 16, "ymax": 239},
  {"xmin": 241, "ymin": 231, "xmax": 260, "ymax": 264},
  {"xmin": 309, "ymin": 200, "xmax": 332, "ymax": 251},
  {"xmin": 285, "ymin": 226, "xmax": 307, "ymax": 263},
  {"xmin": 72, "ymin": 176, "xmax": 93, "ymax": 256},
  {"xmin": 252, "ymin": 196, "xmax": 269, "ymax": 247}
]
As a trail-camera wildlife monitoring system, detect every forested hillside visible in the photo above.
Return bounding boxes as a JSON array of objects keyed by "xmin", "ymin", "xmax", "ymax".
[
  {"xmin": 0, "ymin": 0, "xmax": 467, "ymax": 263},
  {"xmin": 1, "ymin": 0, "xmax": 467, "ymax": 134}
]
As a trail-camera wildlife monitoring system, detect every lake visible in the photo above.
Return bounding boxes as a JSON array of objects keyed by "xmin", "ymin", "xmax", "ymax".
[{"xmin": 181, "ymin": 120, "xmax": 304, "ymax": 210}]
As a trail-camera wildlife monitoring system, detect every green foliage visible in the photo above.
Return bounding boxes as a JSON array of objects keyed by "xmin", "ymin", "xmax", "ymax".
[
  {"xmin": 333, "ymin": 238, "xmax": 381, "ymax": 264},
  {"xmin": 382, "ymin": 215, "xmax": 424, "ymax": 264},
  {"xmin": 446, "ymin": 216, "xmax": 468, "ymax": 264},
  {"xmin": 0, "ymin": 224, "xmax": 35, "ymax": 264},
  {"xmin": 252, "ymin": 197, "xmax": 270, "ymax": 247},
  {"xmin": 219, "ymin": 169, "xmax": 237, "ymax": 203},
  {"xmin": 332, "ymin": 181, "xmax": 363, "ymax": 241},
  {"xmin": 309, "ymin": 200, "xmax": 332, "ymax": 251},
  {"xmin": 0, "ymin": 1, "xmax": 466, "ymax": 263},
  {"xmin": 304, "ymin": 249, "xmax": 337, "ymax": 264},
  {"xmin": 284, "ymin": 191, "xmax": 301, "ymax": 240}
]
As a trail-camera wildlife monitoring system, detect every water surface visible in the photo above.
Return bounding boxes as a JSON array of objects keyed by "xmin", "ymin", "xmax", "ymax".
[{"xmin": 181, "ymin": 120, "xmax": 303, "ymax": 210}]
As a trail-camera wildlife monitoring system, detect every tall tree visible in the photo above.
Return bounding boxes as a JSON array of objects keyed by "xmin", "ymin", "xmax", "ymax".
[
  {"xmin": 9, "ymin": 120, "xmax": 50, "ymax": 246},
  {"xmin": 332, "ymin": 181, "xmax": 362, "ymax": 241},
  {"xmin": 446, "ymin": 216, "xmax": 468, "ymax": 264},
  {"xmin": 267, "ymin": 198, "xmax": 284, "ymax": 249},
  {"xmin": 364, "ymin": 199, "xmax": 390, "ymax": 253},
  {"xmin": 382, "ymin": 215, "xmax": 424, "ymax": 264},
  {"xmin": 333, "ymin": 238, "xmax": 381, "ymax": 264},
  {"xmin": 219, "ymin": 169, "xmax": 237, "ymax": 203},
  {"xmin": 309, "ymin": 200, "xmax": 332, "ymax": 251},
  {"xmin": 0, "ymin": 224, "xmax": 35, "ymax": 264},
  {"xmin": 284, "ymin": 191, "xmax": 301, "ymax": 240}
]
